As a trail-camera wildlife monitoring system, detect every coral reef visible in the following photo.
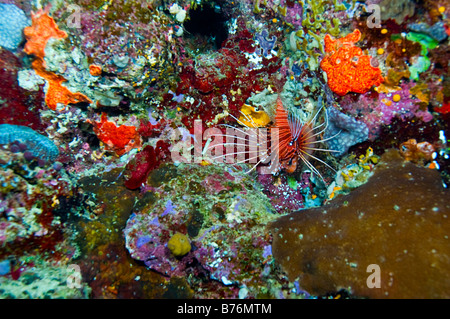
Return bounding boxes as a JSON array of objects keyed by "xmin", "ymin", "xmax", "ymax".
[
  {"xmin": 24, "ymin": 8, "xmax": 92, "ymax": 111},
  {"xmin": 170, "ymin": 27, "xmax": 281, "ymax": 130},
  {"xmin": 0, "ymin": 48, "xmax": 45, "ymax": 131},
  {"xmin": 340, "ymin": 82, "xmax": 434, "ymax": 140},
  {"xmin": 257, "ymin": 174, "xmax": 305, "ymax": 214},
  {"xmin": 123, "ymin": 140, "xmax": 170, "ymax": 189},
  {"xmin": 23, "ymin": 8, "xmax": 67, "ymax": 60},
  {"xmin": 323, "ymin": 106, "xmax": 369, "ymax": 156},
  {"xmin": 326, "ymin": 147, "xmax": 380, "ymax": 199},
  {"xmin": 0, "ymin": 256, "xmax": 91, "ymax": 298},
  {"xmin": 380, "ymin": 0, "xmax": 415, "ymax": 25},
  {"xmin": 408, "ymin": 21, "xmax": 448, "ymax": 42},
  {"xmin": 0, "ymin": 143, "xmax": 73, "ymax": 248},
  {"xmin": 0, "ymin": 0, "xmax": 448, "ymax": 300},
  {"xmin": 31, "ymin": 58, "xmax": 92, "ymax": 110}
]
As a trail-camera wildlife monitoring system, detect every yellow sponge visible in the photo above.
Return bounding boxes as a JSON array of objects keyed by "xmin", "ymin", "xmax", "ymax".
[{"xmin": 167, "ymin": 232, "xmax": 191, "ymax": 257}]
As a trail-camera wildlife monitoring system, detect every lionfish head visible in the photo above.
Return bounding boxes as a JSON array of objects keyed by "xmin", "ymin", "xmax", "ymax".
[{"xmin": 273, "ymin": 97, "xmax": 335, "ymax": 180}]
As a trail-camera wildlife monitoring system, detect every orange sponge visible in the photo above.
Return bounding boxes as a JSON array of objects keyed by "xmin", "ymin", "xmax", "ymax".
[
  {"xmin": 24, "ymin": 8, "xmax": 67, "ymax": 60},
  {"xmin": 89, "ymin": 113, "xmax": 142, "ymax": 156},
  {"xmin": 23, "ymin": 8, "xmax": 92, "ymax": 110},
  {"xmin": 320, "ymin": 29, "xmax": 384, "ymax": 96},
  {"xmin": 32, "ymin": 59, "xmax": 92, "ymax": 110}
]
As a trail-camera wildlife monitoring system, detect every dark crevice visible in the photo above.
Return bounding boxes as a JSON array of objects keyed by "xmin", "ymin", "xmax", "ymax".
[{"xmin": 183, "ymin": 3, "xmax": 229, "ymax": 51}]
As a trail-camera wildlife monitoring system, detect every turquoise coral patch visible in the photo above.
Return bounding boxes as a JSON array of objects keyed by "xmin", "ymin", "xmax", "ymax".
[{"xmin": 0, "ymin": 124, "xmax": 59, "ymax": 161}]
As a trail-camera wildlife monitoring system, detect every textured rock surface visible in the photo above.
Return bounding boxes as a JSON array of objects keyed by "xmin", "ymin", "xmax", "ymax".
[{"xmin": 269, "ymin": 149, "xmax": 450, "ymax": 298}]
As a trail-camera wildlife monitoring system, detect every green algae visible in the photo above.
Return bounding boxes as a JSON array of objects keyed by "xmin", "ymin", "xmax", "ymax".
[{"xmin": 402, "ymin": 32, "xmax": 438, "ymax": 80}]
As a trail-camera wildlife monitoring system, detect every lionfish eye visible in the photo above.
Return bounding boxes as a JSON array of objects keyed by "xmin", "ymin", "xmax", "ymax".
[{"xmin": 289, "ymin": 139, "xmax": 297, "ymax": 146}]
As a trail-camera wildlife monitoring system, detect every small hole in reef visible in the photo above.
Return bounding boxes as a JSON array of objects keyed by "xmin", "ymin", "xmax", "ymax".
[{"xmin": 183, "ymin": 2, "xmax": 229, "ymax": 52}]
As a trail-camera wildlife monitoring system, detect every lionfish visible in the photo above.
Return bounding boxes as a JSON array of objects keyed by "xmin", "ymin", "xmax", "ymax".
[{"xmin": 207, "ymin": 96, "xmax": 338, "ymax": 181}]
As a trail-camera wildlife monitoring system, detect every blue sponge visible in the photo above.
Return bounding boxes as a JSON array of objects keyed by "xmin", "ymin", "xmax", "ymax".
[
  {"xmin": 324, "ymin": 106, "xmax": 369, "ymax": 157},
  {"xmin": 0, "ymin": 124, "xmax": 59, "ymax": 161},
  {"xmin": 0, "ymin": 3, "xmax": 30, "ymax": 51}
]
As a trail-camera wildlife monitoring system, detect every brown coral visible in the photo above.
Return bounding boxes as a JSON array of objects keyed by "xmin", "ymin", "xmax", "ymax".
[{"xmin": 269, "ymin": 149, "xmax": 450, "ymax": 298}]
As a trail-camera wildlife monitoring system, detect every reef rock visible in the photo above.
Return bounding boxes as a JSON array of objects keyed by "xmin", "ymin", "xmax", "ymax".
[
  {"xmin": 124, "ymin": 163, "xmax": 278, "ymax": 295},
  {"xmin": 269, "ymin": 149, "xmax": 450, "ymax": 298}
]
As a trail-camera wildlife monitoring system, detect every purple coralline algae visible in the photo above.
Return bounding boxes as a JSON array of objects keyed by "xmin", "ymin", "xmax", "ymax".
[
  {"xmin": 257, "ymin": 174, "xmax": 305, "ymax": 213},
  {"xmin": 281, "ymin": 1, "xmax": 303, "ymax": 28},
  {"xmin": 255, "ymin": 30, "xmax": 277, "ymax": 58},
  {"xmin": 340, "ymin": 82, "xmax": 434, "ymax": 140},
  {"xmin": 0, "ymin": 144, "xmax": 72, "ymax": 246}
]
